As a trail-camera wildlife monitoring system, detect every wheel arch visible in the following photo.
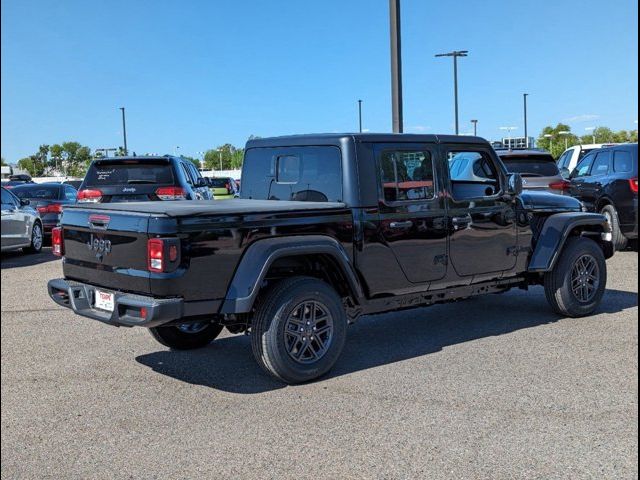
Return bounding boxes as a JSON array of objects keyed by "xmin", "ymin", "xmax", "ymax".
[
  {"xmin": 220, "ymin": 235, "xmax": 364, "ymax": 314},
  {"xmin": 528, "ymin": 212, "xmax": 614, "ymax": 272}
]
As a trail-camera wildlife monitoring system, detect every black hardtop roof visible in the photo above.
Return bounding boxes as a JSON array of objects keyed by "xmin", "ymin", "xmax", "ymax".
[{"xmin": 246, "ymin": 133, "xmax": 490, "ymax": 149}]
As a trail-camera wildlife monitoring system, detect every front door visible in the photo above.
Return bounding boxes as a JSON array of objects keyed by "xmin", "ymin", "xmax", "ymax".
[
  {"xmin": 375, "ymin": 144, "xmax": 448, "ymax": 284},
  {"xmin": 444, "ymin": 146, "xmax": 518, "ymax": 277}
]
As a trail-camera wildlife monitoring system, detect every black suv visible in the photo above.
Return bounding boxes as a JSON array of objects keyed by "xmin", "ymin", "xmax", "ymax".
[
  {"xmin": 569, "ymin": 144, "xmax": 638, "ymax": 250},
  {"xmin": 78, "ymin": 156, "xmax": 212, "ymax": 203}
]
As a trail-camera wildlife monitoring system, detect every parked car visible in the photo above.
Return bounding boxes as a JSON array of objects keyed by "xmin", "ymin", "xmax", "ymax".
[
  {"xmin": 1, "ymin": 187, "xmax": 43, "ymax": 253},
  {"xmin": 496, "ymin": 149, "xmax": 569, "ymax": 194},
  {"xmin": 568, "ymin": 143, "xmax": 638, "ymax": 250},
  {"xmin": 78, "ymin": 156, "xmax": 212, "ymax": 203},
  {"xmin": 10, "ymin": 183, "xmax": 77, "ymax": 236},
  {"xmin": 557, "ymin": 144, "xmax": 617, "ymax": 174},
  {"xmin": 48, "ymin": 134, "xmax": 613, "ymax": 384},
  {"xmin": 208, "ymin": 177, "xmax": 239, "ymax": 199}
]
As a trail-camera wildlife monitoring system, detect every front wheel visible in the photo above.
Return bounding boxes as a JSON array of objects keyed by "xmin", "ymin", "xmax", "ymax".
[
  {"xmin": 544, "ymin": 237, "xmax": 607, "ymax": 317},
  {"xmin": 149, "ymin": 321, "xmax": 223, "ymax": 350},
  {"xmin": 251, "ymin": 277, "xmax": 347, "ymax": 384}
]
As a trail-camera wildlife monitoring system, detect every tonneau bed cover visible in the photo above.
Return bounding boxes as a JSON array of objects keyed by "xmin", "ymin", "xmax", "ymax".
[{"xmin": 63, "ymin": 199, "xmax": 347, "ymax": 217}]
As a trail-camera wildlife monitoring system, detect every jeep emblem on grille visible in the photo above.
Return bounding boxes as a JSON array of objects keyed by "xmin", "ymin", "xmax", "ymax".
[{"xmin": 87, "ymin": 233, "xmax": 112, "ymax": 259}]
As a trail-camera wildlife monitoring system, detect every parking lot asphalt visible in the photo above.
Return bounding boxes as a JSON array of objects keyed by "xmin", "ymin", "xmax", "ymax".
[{"xmin": 1, "ymin": 248, "xmax": 637, "ymax": 479}]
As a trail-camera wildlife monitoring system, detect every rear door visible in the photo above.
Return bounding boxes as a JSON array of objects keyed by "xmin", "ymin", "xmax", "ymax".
[
  {"xmin": 1, "ymin": 188, "xmax": 22, "ymax": 248},
  {"xmin": 61, "ymin": 208, "xmax": 153, "ymax": 293},
  {"xmin": 374, "ymin": 143, "xmax": 448, "ymax": 283},
  {"xmin": 444, "ymin": 145, "xmax": 518, "ymax": 277},
  {"xmin": 579, "ymin": 150, "xmax": 612, "ymax": 207}
]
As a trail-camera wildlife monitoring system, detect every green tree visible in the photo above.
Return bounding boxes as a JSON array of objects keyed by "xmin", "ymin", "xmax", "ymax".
[
  {"xmin": 49, "ymin": 144, "xmax": 64, "ymax": 173},
  {"xmin": 537, "ymin": 124, "xmax": 579, "ymax": 159},
  {"xmin": 182, "ymin": 156, "xmax": 203, "ymax": 168},
  {"xmin": 17, "ymin": 156, "xmax": 45, "ymax": 176},
  {"xmin": 1, "ymin": 157, "xmax": 6, "ymax": 166},
  {"xmin": 204, "ymin": 144, "xmax": 243, "ymax": 170}
]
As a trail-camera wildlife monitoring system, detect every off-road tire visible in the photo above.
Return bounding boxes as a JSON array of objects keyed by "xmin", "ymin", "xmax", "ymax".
[
  {"xmin": 251, "ymin": 276, "xmax": 347, "ymax": 384},
  {"xmin": 149, "ymin": 322, "xmax": 223, "ymax": 350},
  {"xmin": 544, "ymin": 237, "xmax": 607, "ymax": 317}
]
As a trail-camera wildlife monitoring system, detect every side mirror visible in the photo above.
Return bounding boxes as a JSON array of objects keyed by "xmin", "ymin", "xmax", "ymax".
[
  {"xmin": 20, "ymin": 198, "xmax": 30, "ymax": 206},
  {"xmin": 560, "ymin": 167, "xmax": 571, "ymax": 179},
  {"xmin": 506, "ymin": 173, "xmax": 523, "ymax": 196}
]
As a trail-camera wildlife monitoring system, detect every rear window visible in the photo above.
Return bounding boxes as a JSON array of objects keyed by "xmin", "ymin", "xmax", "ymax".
[
  {"xmin": 210, "ymin": 178, "xmax": 229, "ymax": 188},
  {"xmin": 11, "ymin": 184, "xmax": 61, "ymax": 200},
  {"xmin": 84, "ymin": 161, "xmax": 174, "ymax": 186},
  {"xmin": 241, "ymin": 146, "xmax": 342, "ymax": 202},
  {"xmin": 501, "ymin": 154, "xmax": 559, "ymax": 177}
]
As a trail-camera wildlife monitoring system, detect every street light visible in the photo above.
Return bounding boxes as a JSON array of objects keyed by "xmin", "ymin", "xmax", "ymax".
[
  {"xmin": 558, "ymin": 131, "xmax": 571, "ymax": 150},
  {"xmin": 389, "ymin": 0, "xmax": 403, "ymax": 133},
  {"xmin": 471, "ymin": 119, "xmax": 478, "ymax": 136},
  {"xmin": 544, "ymin": 134, "xmax": 554, "ymax": 153},
  {"xmin": 218, "ymin": 148, "xmax": 223, "ymax": 171},
  {"xmin": 435, "ymin": 50, "xmax": 469, "ymax": 135},
  {"xmin": 500, "ymin": 126, "xmax": 518, "ymax": 148},
  {"xmin": 585, "ymin": 127, "xmax": 596, "ymax": 144},
  {"xmin": 119, "ymin": 107, "xmax": 128, "ymax": 156},
  {"xmin": 358, "ymin": 100, "xmax": 363, "ymax": 133},
  {"xmin": 523, "ymin": 94, "xmax": 529, "ymax": 148}
]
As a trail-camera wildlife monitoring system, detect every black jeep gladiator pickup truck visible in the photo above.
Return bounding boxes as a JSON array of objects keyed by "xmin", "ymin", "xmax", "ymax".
[{"xmin": 48, "ymin": 134, "xmax": 614, "ymax": 383}]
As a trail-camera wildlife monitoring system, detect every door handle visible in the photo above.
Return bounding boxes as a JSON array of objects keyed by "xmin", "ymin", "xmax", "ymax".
[
  {"xmin": 389, "ymin": 220, "xmax": 413, "ymax": 229},
  {"xmin": 452, "ymin": 215, "xmax": 472, "ymax": 230}
]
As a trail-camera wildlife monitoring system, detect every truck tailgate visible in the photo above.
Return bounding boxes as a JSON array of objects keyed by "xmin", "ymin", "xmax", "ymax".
[{"xmin": 61, "ymin": 208, "xmax": 152, "ymax": 294}]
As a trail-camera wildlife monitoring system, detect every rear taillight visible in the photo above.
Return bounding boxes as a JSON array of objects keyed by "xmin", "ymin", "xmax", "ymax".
[
  {"xmin": 630, "ymin": 178, "xmax": 638, "ymax": 194},
  {"xmin": 148, "ymin": 239, "xmax": 164, "ymax": 272},
  {"xmin": 52, "ymin": 227, "xmax": 64, "ymax": 256},
  {"xmin": 155, "ymin": 186, "xmax": 187, "ymax": 200},
  {"xmin": 37, "ymin": 203, "xmax": 63, "ymax": 214},
  {"xmin": 549, "ymin": 180, "xmax": 572, "ymax": 191},
  {"xmin": 78, "ymin": 189, "xmax": 103, "ymax": 203}
]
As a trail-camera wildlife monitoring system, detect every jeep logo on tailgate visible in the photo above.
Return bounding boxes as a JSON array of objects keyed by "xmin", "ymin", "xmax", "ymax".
[{"xmin": 87, "ymin": 233, "xmax": 112, "ymax": 259}]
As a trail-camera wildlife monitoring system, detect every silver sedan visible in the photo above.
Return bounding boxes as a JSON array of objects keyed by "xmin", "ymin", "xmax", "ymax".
[{"xmin": 1, "ymin": 187, "xmax": 43, "ymax": 253}]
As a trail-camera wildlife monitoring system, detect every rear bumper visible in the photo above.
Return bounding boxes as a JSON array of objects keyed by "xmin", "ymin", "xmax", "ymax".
[{"xmin": 48, "ymin": 278, "xmax": 184, "ymax": 328}]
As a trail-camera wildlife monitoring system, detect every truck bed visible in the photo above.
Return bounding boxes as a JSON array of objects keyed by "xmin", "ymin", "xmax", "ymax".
[{"xmin": 63, "ymin": 199, "xmax": 347, "ymax": 217}]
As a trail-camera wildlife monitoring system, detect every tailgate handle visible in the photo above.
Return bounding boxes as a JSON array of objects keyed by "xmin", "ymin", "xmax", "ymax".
[{"xmin": 88, "ymin": 214, "xmax": 110, "ymax": 230}]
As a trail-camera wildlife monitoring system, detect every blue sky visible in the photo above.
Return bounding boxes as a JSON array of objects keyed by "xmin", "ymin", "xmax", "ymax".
[{"xmin": 1, "ymin": 0, "xmax": 638, "ymax": 162}]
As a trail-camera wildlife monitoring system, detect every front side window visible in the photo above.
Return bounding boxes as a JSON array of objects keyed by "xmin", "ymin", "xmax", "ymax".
[
  {"xmin": 613, "ymin": 150, "xmax": 633, "ymax": 173},
  {"xmin": 379, "ymin": 150, "xmax": 435, "ymax": 202},
  {"xmin": 573, "ymin": 154, "xmax": 595, "ymax": 178},
  {"xmin": 241, "ymin": 146, "xmax": 342, "ymax": 202},
  {"xmin": 591, "ymin": 151, "xmax": 611, "ymax": 176},
  {"xmin": 1, "ymin": 188, "xmax": 17, "ymax": 206},
  {"xmin": 447, "ymin": 150, "xmax": 500, "ymax": 200}
]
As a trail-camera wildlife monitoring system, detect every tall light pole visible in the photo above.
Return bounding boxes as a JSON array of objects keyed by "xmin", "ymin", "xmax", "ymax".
[
  {"xmin": 218, "ymin": 149, "xmax": 223, "ymax": 171},
  {"xmin": 435, "ymin": 50, "xmax": 469, "ymax": 135},
  {"xmin": 559, "ymin": 131, "xmax": 571, "ymax": 151},
  {"xmin": 471, "ymin": 119, "xmax": 478, "ymax": 136},
  {"xmin": 119, "ymin": 107, "xmax": 128, "ymax": 156},
  {"xmin": 585, "ymin": 127, "xmax": 596, "ymax": 144},
  {"xmin": 523, "ymin": 93, "xmax": 529, "ymax": 148},
  {"xmin": 389, "ymin": 0, "xmax": 403, "ymax": 133},
  {"xmin": 500, "ymin": 126, "xmax": 518, "ymax": 148},
  {"xmin": 544, "ymin": 134, "xmax": 553, "ymax": 154},
  {"xmin": 358, "ymin": 99, "xmax": 363, "ymax": 133}
]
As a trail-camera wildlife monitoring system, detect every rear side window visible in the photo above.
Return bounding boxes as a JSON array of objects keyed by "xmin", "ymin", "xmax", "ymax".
[
  {"xmin": 11, "ymin": 185, "xmax": 61, "ymax": 199},
  {"xmin": 591, "ymin": 151, "xmax": 611, "ymax": 176},
  {"xmin": 85, "ymin": 162, "xmax": 174, "ymax": 186},
  {"xmin": 379, "ymin": 150, "xmax": 435, "ymax": 202},
  {"xmin": 613, "ymin": 150, "xmax": 633, "ymax": 173},
  {"xmin": 210, "ymin": 178, "xmax": 229, "ymax": 188},
  {"xmin": 241, "ymin": 146, "xmax": 342, "ymax": 202},
  {"xmin": 501, "ymin": 154, "xmax": 559, "ymax": 176}
]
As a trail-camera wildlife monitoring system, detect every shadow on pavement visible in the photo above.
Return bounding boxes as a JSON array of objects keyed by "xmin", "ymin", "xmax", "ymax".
[
  {"xmin": 0, "ymin": 248, "xmax": 59, "ymax": 269},
  {"xmin": 136, "ymin": 288, "xmax": 637, "ymax": 394}
]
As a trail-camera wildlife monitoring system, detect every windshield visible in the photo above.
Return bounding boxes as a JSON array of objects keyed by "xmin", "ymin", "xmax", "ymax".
[
  {"xmin": 241, "ymin": 146, "xmax": 342, "ymax": 202},
  {"xmin": 11, "ymin": 184, "xmax": 61, "ymax": 199},
  {"xmin": 501, "ymin": 154, "xmax": 559, "ymax": 177},
  {"xmin": 84, "ymin": 161, "xmax": 175, "ymax": 186},
  {"xmin": 210, "ymin": 178, "xmax": 229, "ymax": 188}
]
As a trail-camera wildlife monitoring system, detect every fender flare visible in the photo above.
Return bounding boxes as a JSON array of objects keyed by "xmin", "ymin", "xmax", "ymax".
[
  {"xmin": 528, "ymin": 212, "xmax": 612, "ymax": 272},
  {"xmin": 221, "ymin": 235, "xmax": 364, "ymax": 313}
]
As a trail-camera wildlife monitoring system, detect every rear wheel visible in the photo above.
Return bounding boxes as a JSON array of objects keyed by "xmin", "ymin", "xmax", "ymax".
[
  {"xmin": 251, "ymin": 277, "xmax": 347, "ymax": 384},
  {"xmin": 601, "ymin": 204, "xmax": 628, "ymax": 251},
  {"xmin": 23, "ymin": 221, "xmax": 43, "ymax": 254},
  {"xmin": 149, "ymin": 321, "xmax": 223, "ymax": 350},
  {"xmin": 544, "ymin": 237, "xmax": 607, "ymax": 317}
]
